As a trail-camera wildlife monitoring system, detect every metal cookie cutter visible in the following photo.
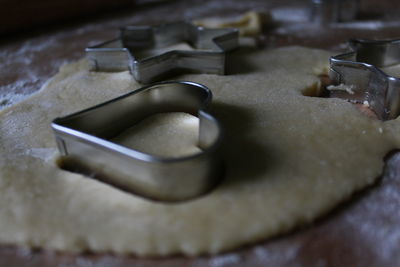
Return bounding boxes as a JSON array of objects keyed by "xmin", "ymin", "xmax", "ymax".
[
  {"xmin": 86, "ymin": 22, "xmax": 239, "ymax": 83},
  {"xmin": 52, "ymin": 81, "xmax": 223, "ymax": 202},
  {"xmin": 310, "ymin": 0, "xmax": 359, "ymax": 24},
  {"xmin": 330, "ymin": 38, "xmax": 400, "ymax": 120}
]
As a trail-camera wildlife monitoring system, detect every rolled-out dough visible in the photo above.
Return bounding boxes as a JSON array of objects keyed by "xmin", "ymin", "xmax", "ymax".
[{"xmin": 1, "ymin": 46, "xmax": 400, "ymax": 256}]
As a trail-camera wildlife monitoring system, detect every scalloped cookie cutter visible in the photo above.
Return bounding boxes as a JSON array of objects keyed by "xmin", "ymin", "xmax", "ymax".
[
  {"xmin": 52, "ymin": 81, "xmax": 223, "ymax": 202},
  {"xmin": 330, "ymin": 38, "xmax": 400, "ymax": 120},
  {"xmin": 86, "ymin": 22, "xmax": 239, "ymax": 84}
]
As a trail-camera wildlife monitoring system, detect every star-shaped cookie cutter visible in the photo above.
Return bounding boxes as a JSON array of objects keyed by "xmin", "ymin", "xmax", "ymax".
[
  {"xmin": 86, "ymin": 22, "xmax": 239, "ymax": 83},
  {"xmin": 330, "ymin": 38, "xmax": 400, "ymax": 120},
  {"xmin": 52, "ymin": 81, "xmax": 223, "ymax": 202}
]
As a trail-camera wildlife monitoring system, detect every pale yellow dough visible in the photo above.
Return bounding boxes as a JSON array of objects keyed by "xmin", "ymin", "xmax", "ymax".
[
  {"xmin": 193, "ymin": 11, "xmax": 270, "ymax": 36},
  {"xmin": 113, "ymin": 112, "xmax": 201, "ymax": 157},
  {"xmin": 1, "ymin": 46, "xmax": 400, "ymax": 256}
]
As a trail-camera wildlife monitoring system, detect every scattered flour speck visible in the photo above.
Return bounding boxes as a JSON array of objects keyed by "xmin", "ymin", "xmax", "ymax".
[{"xmin": 0, "ymin": 92, "xmax": 30, "ymax": 110}]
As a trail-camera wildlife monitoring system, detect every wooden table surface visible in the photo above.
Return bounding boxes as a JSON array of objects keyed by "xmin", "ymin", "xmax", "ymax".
[{"xmin": 1, "ymin": 0, "xmax": 400, "ymax": 266}]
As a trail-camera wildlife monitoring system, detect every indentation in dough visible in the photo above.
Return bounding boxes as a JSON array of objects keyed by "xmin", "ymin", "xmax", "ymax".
[
  {"xmin": 302, "ymin": 74, "xmax": 379, "ymax": 120},
  {"xmin": 301, "ymin": 74, "xmax": 330, "ymax": 98}
]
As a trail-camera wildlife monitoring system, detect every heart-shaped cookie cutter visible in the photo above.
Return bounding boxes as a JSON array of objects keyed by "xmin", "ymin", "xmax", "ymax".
[
  {"xmin": 330, "ymin": 38, "xmax": 400, "ymax": 120},
  {"xmin": 52, "ymin": 81, "xmax": 223, "ymax": 201},
  {"xmin": 85, "ymin": 21, "xmax": 239, "ymax": 83}
]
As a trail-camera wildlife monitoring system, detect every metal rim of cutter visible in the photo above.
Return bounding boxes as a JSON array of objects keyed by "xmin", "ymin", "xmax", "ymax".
[
  {"xmin": 330, "ymin": 38, "xmax": 400, "ymax": 120},
  {"xmin": 310, "ymin": 0, "xmax": 359, "ymax": 24},
  {"xmin": 85, "ymin": 21, "xmax": 239, "ymax": 84},
  {"xmin": 52, "ymin": 81, "xmax": 223, "ymax": 202}
]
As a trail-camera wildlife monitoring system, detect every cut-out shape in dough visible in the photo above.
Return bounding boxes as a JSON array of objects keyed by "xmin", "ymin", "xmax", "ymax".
[
  {"xmin": 302, "ymin": 74, "xmax": 381, "ymax": 120},
  {"xmin": 303, "ymin": 63, "xmax": 400, "ymax": 121}
]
